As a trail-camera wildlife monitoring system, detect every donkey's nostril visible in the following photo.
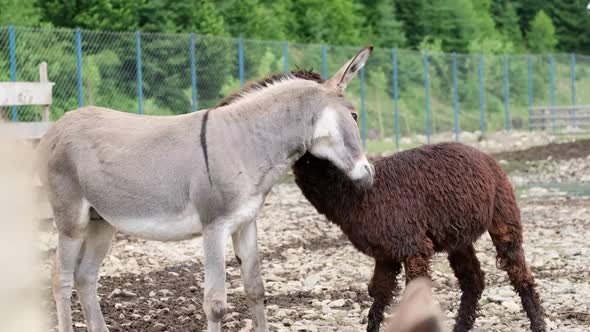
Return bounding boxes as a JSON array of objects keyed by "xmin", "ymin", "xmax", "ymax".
[
  {"xmin": 362, "ymin": 164, "xmax": 374, "ymax": 188},
  {"xmin": 365, "ymin": 164, "xmax": 375, "ymax": 178},
  {"xmin": 349, "ymin": 159, "xmax": 374, "ymax": 188}
]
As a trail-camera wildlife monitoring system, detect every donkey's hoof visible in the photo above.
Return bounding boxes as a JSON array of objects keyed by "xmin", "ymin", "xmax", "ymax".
[{"xmin": 205, "ymin": 299, "xmax": 227, "ymax": 321}]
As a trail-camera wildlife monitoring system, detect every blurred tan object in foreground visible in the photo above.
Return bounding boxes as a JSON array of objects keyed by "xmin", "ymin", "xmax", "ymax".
[
  {"xmin": 0, "ymin": 131, "xmax": 45, "ymax": 332},
  {"xmin": 384, "ymin": 278, "xmax": 444, "ymax": 332}
]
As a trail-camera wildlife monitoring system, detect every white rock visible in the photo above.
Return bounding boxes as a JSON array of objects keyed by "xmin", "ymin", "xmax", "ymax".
[
  {"xmin": 502, "ymin": 300, "xmax": 520, "ymax": 313},
  {"xmin": 328, "ymin": 299, "xmax": 346, "ymax": 308},
  {"xmin": 303, "ymin": 274, "xmax": 321, "ymax": 288}
]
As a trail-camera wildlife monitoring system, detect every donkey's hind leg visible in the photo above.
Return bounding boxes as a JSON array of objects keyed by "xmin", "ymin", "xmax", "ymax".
[
  {"xmin": 367, "ymin": 260, "xmax": 402, "ymax": 332},
  {"xmin": 53, "ymin": 234, "xmax": 84, "ymax": 332},
  {"xmin": 489, "ymin": 219, "xmax": 545, "ymax": 332},
  {"xmin": 448, "ymin": 245, "xmax": 485, "ymax": 332},
  {"xmin": 52, "ymin": 198, "xmax": 89, "ymax": 332},
  {"xmin": 75, "ymin": 215, "xmax": 116, "ymax": 332}
]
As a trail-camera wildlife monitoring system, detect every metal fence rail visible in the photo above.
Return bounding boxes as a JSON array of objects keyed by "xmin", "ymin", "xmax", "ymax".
[{"xmin": 1, "ymin": 26, "xmax": 589, "ymax": 149}]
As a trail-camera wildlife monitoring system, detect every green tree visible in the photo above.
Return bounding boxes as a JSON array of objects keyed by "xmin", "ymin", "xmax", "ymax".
[
  {"xmin": 515, "ymin": 0, "xmax": 550, "ymax": 33},
  {"xmin": 421, "ymin": 0, "xmax": 479, "ymax": 53},
  {"xmin": 168, "ymin": 0, "xmax": 227, "ymax": 35},
  {"xmin": 38, "ymin": 0, "xmax": 144, "ymax": 31},
  {"xmin": 291, "ymin": 0, "xmax": 364, "ymax": 45},
  {"xmin": 549, "ymin": 0, "xmax": 590, "ymax": 53},
  {"xmin": 469, "ymin": 0, "xmax": 514, "ymax": 54},
  {"xmin": 491, "ymin": 0, "xmax": 524, "ymax": 50},
  {"xmin": 395, "ymin": 0, "xmax": 427, "ymax": 49},
  {"xmin": 527, "ymin": 10, "xmax": 557, "ymax": 53},
  {"xmin": 0, "ymin": 0, "xmax": 41, "ymax": 26},
  {"xmin": 361, "ymin": 0, "xmax": 406, "ymax": 48},
  {"xmin": 219, "ymin": 0, "xmax": 289, "ymax": 40}
]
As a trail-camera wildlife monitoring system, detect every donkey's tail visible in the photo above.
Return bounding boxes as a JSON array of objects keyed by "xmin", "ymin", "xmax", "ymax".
[{"xmin": 33, "ymin": 134, "xmax": 54, "ymax": 222}]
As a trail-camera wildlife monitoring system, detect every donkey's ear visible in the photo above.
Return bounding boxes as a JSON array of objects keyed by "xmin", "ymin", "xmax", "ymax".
[
  {"xmin": 323, "ymin": 45, "xmax": 373, "ymax": 92},
  {"xmin": 383, "ymin": 278, "xmax": 443, "ymax": 332}
]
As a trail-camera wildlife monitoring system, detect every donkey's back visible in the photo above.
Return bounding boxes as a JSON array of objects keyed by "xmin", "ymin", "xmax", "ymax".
[
  {"xmin": 37, "ymin": 106, "xmax": 207, "ymax": 240},
  {"xmin": 38, "ymin": 106, "xmax": 199, "ymax": 178}
]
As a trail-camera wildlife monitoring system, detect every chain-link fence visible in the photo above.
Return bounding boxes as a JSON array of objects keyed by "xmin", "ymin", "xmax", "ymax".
[{"xmin": 2, "ymin": 26, "xmax": 589, "ymax": 151}]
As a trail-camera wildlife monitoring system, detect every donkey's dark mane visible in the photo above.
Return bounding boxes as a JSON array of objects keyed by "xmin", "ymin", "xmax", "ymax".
[{"xmin": 216, "ymin": 68, "xmax": 324, "ymax": 107}]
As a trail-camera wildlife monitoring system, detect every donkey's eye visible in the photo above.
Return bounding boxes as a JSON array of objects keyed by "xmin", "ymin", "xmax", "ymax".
[{"xmin": 351, "ymin": 112, "xmax": 358, "ymax": 122}]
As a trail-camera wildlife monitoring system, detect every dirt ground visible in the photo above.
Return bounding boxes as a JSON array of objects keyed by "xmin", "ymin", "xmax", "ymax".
[
  {"xmin": 40, "ymin": 140, "xmax": 590, "ymax": 332},
  {"xmin": 493, "ymin": 139, "xmax": 590, "ymax": 163}
]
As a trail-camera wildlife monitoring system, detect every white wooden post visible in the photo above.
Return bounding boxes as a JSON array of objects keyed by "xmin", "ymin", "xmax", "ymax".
[{"xmin": 39, "ymin": 62, "xmax": 50, "ymax": 122}]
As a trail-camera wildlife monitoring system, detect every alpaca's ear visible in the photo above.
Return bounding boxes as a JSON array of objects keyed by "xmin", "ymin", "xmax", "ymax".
[
  {"xmin": 383, "ymin": 278, "xmax": 443, "ymax": 332},
  {"xmin": 323, "ymin": 46, "xmax": 373, "ymax": 92}
]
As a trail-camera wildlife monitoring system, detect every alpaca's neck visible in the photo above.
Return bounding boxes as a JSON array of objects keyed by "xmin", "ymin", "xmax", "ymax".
[{"xmin": 293, "ymin": 153, "xmax": 365, "ymax": 229}]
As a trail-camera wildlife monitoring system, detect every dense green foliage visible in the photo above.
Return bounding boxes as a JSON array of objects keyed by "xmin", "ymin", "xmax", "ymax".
[
  {"xmin": 1, "ymin": 0, "xmax": 589, "ymax": 53},
  {"xmin": 1, "ymin": 0, "xmax": 589, "ymax": 138}
]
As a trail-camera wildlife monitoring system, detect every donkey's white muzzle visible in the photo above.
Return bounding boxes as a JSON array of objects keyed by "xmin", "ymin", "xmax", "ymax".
[{"xmin": 349, "ymin": 158, "xmax": 374, "ymax": 189}]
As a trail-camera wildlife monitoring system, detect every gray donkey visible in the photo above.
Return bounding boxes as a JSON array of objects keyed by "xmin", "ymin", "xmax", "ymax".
[{"xmin": 38, "ymin": 46, "xmax": 375, "ymax": 332}]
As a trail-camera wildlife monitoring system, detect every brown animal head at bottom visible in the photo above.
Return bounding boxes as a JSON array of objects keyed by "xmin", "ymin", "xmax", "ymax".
[{"xmin": 384, "ymin": 278, "xmax": 444, "ymax": 332}]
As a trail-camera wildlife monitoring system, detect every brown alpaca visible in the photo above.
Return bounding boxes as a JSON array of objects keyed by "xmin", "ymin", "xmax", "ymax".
[{"xmin": 292, "ymin": 143, "xmax": 545, "ymax": 332}]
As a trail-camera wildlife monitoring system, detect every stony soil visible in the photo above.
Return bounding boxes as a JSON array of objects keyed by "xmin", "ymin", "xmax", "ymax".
[
  {"xmin": 40, "ymin": 140, "xmax": 590, "ymax": 332},
  {"xmin": 493, "ymin": 139, "xmax": 590, "ymax": 163},
  {"xmin": 41, "ymin": 189, "xmax": 590, "ymax": 331},
  {"xmin": 494, "ymin": 139, "xmax": 590, "ymax": 186}
]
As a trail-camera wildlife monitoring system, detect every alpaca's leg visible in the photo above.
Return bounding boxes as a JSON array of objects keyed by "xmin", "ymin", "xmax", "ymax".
[
  {"xmin": 232, "ymin": 221, "xmax": 268, "ymax": 332},
  {"xmin": 367, "ymin": 260, "xmax": 402, "ymax": 332},
  {"xmin": 403, "ymin": 255, "xmax": 432, "ymax": 282},
  {"xmin": 489, "ymin": 223, "xmax": 545, "ymax": 332},
  {"xmin": 74, "ymin": 219, "xmax": 116, "ymax": 332},
  {"xmin": 448, "ymin": 245, "xmax": 485, "ymax": 332}
]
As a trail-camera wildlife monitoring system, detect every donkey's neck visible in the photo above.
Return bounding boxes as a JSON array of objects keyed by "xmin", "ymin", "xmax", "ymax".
[{"xmin": 209, "ymin": 80, "xmax": 320, "ymax": 194}]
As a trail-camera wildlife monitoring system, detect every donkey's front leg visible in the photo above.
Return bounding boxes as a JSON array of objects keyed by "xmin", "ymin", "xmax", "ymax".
[
  {"xmin": 232, "ymin": 220, "xmax": 268, "ymax": 331},
  {"xmin": 202, "ymin": 224, "xmax": 228, "ymax": 332}
]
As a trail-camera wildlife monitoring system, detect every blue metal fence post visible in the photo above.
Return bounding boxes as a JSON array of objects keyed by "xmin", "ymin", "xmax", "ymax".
[
  {"xmin": 75, "ymin": 28, "xmax": 84, "ymax": 108},
  {"xmin": 238, "ymin": 36, "xmax": 244, "ymax": 87},
  {"xmin": 283, "ymin": 41, "xmax": 288, "ymax": 73},
  {"xmin": 423, "ymin": 50, "xmax": 431, "ymax": 144},
  {"xmin": 503, "ymin": 55, "xmax": 510, "ymax": 131},
  {"xmin": 527, "ymin": 54, "xmax": 533, "ymax": 131},
  {"xmin": 549, "ymin": 54, "xmax": 555, "ymax": 132},
  {"xmin": 135, "ymin": 31, "xmax": 144, "ymax": 115},
  {"xmin": 321, "ymin": 45, "xmax": 327, "ymax": 80},
  {"xmin": 478, "ymin": 54, "xmax": 485, "ymax": 133},
  {"xmin": 190, "ymin": 33, "xmax": 198, "ymax": 112},
  {"xmin": 571, "ymin": 53, "xmax": 577, "ymax": 127},
  {"xmin": 452, "ymin": 52, "xmax": 459, "ymax": 142},
  {"xmin": 360, "ymin": 68, "xmax": 367, "ymax": 149},
  {"xmin": 9, "ymin": 25, "xmax": 17, "ymax": 121},
  {"xmin": 392, "ymin": 48, "xmax": 400, "ymax": 150}
]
